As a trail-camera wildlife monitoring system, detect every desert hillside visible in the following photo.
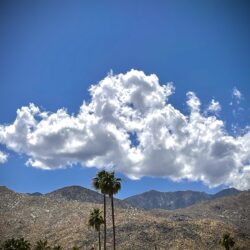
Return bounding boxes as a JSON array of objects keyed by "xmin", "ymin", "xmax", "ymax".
[
  {"xmin": 0, "ymin": 186, "xmax": 249, "ymax": 249},
  {"xmin": 124, "ymin": 188, "xmax": 240, "ymax": 210}
]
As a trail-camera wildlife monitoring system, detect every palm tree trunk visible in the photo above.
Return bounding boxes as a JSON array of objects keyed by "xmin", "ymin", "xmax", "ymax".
[
  {"xmin": 111, "ymin": 195, "xmax": 116, "ymax": 250},
  {"xmin": 103, "ymin": 194, "xmax": 107, "ymax": 250},
  {"xmin": 98, "ymin": 230, "xmax": 101, "ymax": 250}
]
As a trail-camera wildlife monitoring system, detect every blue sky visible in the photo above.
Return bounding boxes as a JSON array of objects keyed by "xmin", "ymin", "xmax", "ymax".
[{"xmin": 0, "ymin": 0, "xmax": 249, "ymax": 199}]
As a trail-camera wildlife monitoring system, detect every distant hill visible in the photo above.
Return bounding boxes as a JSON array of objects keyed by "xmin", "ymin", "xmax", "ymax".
[
  {"xmin": 212, "ymin": 188, "xmax": 240, "ymax": 199},
  {"xmin": 27, "ymin": 192, "xmax": 43, "ymax": 196},
  {"xmin": 0, "ymin": 186, "xmax": 249, "ymax": 249},
  {"xmin": 151, "ymin": 189, "xmax": 250, "ymax": 237},
  {"xmin": 124, "ymin": 188, "xmax": 241, "ymax": 210},
  {"xmin": 181, "ymin": 190, "xmax": 250, "ymax": 234},
  {"xmin": 28, "ymin": 185, "xmax": 131, "ymax": 209},
  {"xmin": 45, "ymin": 185, "xmax": 104, "ymax": 203}
]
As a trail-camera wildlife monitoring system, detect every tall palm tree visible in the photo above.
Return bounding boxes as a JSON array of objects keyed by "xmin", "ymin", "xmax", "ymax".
[
  {"xmin": 93, "ymin": 170, "xmax": 109, "ymax": 250},
  {"xmin": 102, "ymin": 171, "xmax": 121, "ymax": 250},
  {"xmin": 219, "ymin": 233, "xmax": 235, "ymax": 250},
  {"xmin": 88, "ymin": 208, "xmax": 104, "ymax": 250}
]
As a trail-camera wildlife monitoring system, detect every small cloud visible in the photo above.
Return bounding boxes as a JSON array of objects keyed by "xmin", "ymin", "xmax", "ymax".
[
  {"xmin": 207, "ymin": 99, "xmax": 221, "ymax": 114},
  {"xmin": 186, "ymin": 92, "xmax": 201, "ymax": 112},
  {"xmin": 0, "ymin": 151, "xmax": 8, "ymax": 164},
  {"xmin": 230, "ymin": 87, "xmax": 244, "ymax": 117},
  {"xmin": 232, "ymin": 87, "xmax": 243, "ymax": 104}
]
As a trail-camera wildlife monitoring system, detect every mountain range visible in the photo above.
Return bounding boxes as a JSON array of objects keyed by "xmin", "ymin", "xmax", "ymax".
[
  {"xmin": 26, "ymin": 185, "xmax": 241, "ymax": 210},
  {"xmin": 124, "ymin": 188, "xmax": 241, "ymax": 210},
  {"xmin": 0, "ymin": 185, "xmax": 249, "ymax": 249}
]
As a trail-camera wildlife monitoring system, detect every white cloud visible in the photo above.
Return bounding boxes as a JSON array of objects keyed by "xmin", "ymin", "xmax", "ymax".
[
  {"xmin": 230, "ymin": 87, "xmax": 244, "ymax": 118},
  {"xmin": 207, "ymin": 99, "xmax": 221, "ymax": 114},
  {"xmin": 0, "ymin": 70, "xmax": 249, "ymax": 190},
  {"xmin": 186, "ymin": 92, "xmax": 201, "ymax": 112},
  {"xmin": 0, "ymin": 151, "xmax": 8, "ymax": 164},
  {"xmin": 232, "ymin": 87, "xmax": 242, "ymax": 104}
]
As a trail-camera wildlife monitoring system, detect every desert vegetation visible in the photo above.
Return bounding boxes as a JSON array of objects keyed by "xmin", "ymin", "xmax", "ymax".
[
  {"xmin": 0, "ymin": 232, "xmax": 241, "ymax": 250},
  {"xmin": 0, "ymin": 238, "xmax": 65, "ymax": 250}
]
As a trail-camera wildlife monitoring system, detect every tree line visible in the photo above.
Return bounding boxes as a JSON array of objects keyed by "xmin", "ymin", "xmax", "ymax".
[
  {"xmin": 0, "ymin": 232, "xmax": 238, "ymax": 250},
  {"xmin": 0, "ymin": 238, "xmax": 76, "ymax": 250}
]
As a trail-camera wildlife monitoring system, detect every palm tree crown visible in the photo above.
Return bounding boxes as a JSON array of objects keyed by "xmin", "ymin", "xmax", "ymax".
[
  {"xmin": 92, "ymin": 170, "xmax": 108, "ymax": 193},
  {"xmin": 88, "ymin": 208, "xmax": 104, "ymax": 231},
  {"xmin": 101, "ymin": 171, "xmax": 121, "ymax": 197},
  {"xmin": 34, "ymin": 240, "xmax": 51, "ymax": 250},
  {"xmin": 2, "ymin": 238, "xmax": 31, "ymax": 250}
]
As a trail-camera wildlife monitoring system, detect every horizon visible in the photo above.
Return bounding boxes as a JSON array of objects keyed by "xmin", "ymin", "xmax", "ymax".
[
  {"xmin": 1, "ymin": 182, "xmax": 241, "ymax": 200},
  {"xmin": 0, "ymin": 1, "xmax": 250, "ymax": 199}
]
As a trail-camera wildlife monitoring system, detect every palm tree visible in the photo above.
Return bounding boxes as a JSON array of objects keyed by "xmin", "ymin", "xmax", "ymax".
[
  {"xmin": 93, "ymin": 170, "xmax": 109, "ymax": 250},
  {"xmin": 34, "ymin": 240, "xmax": 51, "ymax": 250},
  {"xmin": 2, "ymin": 238, "xmax": 31, "ymax": 250},
  {"xmin": 219, "ymin": 233, "xmax": 235, "ymax": 250},
  {"xmin": 102, "ymin": 171, "xmax": 121, "ymax": 250},
  {"xmin": 88, "ymin": 208, "xmax": 104, "ymax": 250}
]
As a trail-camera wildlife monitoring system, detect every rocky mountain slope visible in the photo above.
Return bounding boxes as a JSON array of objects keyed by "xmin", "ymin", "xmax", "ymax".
[
  {"xmin": 29, "ymin": 185, "xmax": 131, "ymax": 209},
  {"xmin": 212, "ymin": 188, "xmax": 240, "ymax": 199},
  {"xmin": 0, "ymin": 186, "xmax": 249, "ymax": 249},
  {"xmin": 45, "ymin": 186, "xmax": 104, "ymax": 203},
  {"xmin": 124, "ymin": 188, "xmax": 241, "ymax": 210}
]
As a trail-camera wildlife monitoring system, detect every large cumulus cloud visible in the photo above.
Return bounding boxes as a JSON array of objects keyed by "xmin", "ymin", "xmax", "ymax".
[{"xmin": 0, "ymin": 70, "xmax": 249, "ymax": 189}]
